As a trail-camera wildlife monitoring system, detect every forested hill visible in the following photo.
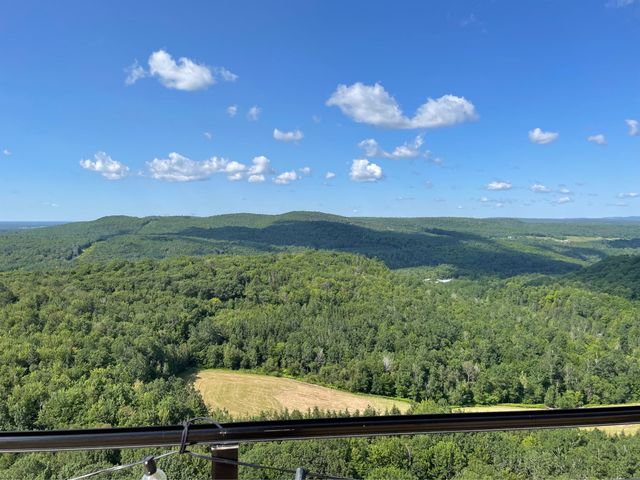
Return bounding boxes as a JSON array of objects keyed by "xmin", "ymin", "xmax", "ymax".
[
  {"xmin": 575, "ymin": 254, "xmax": 640, "ymax": 299},
  {"xmin": 2, "ymin": 212, "xmax": 640, "ymax": 275}
]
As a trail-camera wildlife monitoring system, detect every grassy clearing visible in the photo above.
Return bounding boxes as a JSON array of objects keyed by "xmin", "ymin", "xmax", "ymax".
[
  {"xmin": 456, "ymin": 404, "xmax": 640, "ymax": 436},
  {"xmin": 192, "ymin": 369, "xmax": 411, "ymax": 418}
]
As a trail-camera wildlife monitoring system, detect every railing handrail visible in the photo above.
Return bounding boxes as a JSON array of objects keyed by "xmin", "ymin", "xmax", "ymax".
[{"xmin": 2, "ymin": 405, "xmax": 640, "ymax": 453}]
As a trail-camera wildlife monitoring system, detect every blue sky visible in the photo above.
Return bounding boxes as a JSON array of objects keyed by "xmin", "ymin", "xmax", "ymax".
[{"xmin": 1, "ymin": 0, "xmax": 639, "ymax": 221}]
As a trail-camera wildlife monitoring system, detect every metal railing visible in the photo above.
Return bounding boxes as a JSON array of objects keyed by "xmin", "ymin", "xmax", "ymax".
[{"xmin": 3, "ymin": 406, "xmax": 640, "ymax": 479}]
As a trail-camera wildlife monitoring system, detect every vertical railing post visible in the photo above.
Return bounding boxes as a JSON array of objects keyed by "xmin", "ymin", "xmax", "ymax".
[{"xmin": 210, "ymin": 444, "xmax": 239, "ymax": 480}]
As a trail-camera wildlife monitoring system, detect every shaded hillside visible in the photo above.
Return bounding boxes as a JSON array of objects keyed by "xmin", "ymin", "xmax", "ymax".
[
  {"xmin": 574, "ymin": 255, "xmax": 640, "ymax": 299},
  {"xmin": 1, "ymin": 212, "xmax": 639, "ymax": 275}
]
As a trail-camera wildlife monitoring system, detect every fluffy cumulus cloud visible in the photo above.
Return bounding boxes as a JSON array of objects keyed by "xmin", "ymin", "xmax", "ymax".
[
  {"xmin": 587, "ymin": 134, "xmax": 607, "ymax": 145},
  {"xmin": 247, "ymin": 105, "xmax": 261, "ymax": 121},
  {"xmin": 350, "ymin": 159, "xmax": 383, "ymax": 182},
  {"xmin": 227, "ymin": 105, "xmax": 238, "ymax": 117},
  {"xmin": 626, "ymin": 119, "xmax": 639, "ymax": 136},
  {"xmin": 299, "ymin": 166, "xmax": 311, "ymax": 176},
  {"xmin": 531, "ymin": 183, "xmax": 551, "ymax": 193},
  {"xmin": 245, "ymin": 155, "xmax": 273, "ymax": 183},
  {"xmin": 146, "ymin": 152, "xmax": 246, "ymax": 182},
  {"xmin": 80, "ymin": 152, "xmax": 130, "ymax": 180},
  {"xmin": 147, "ymin": 50, "xmax": 214, "ymax": 91},
  {"xmin": 273, "ymin": 128, "xmax": 304, "ymax": 142},
  {"xmin": 125, "ymin": 50, "xmax": 237, "ymax": 91},
  {"xmin": 326, "ymin": 83, "xmax": 477, "ymax": 129},
  {"xmin": 528, "ymin": 128, "xmax": 559, "ymax": 144},
  {"xmin": 274, "ymin": 170, "xmax": 299, "ymax": 185},
  {"xmin": 486, "ymin": 181, "xmax": 512, "ymax": 191},
  {"xmin": 358, "ymin": 134, "xmax": 425, "ymax": 160}
]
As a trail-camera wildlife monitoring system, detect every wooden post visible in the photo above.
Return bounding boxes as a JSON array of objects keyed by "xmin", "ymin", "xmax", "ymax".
[{"xmin": 211, "ymin": 444, "xmax": 238, "ymax": 480}]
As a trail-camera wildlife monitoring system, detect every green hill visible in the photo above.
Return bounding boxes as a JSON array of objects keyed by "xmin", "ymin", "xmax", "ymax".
[
  {"xmin": 575, "ymin": 254, "xmax": 640, "ymax": 299},
  {"xmin": 1, "ymin": 212, "xmax": 639, "ymax": 276}
]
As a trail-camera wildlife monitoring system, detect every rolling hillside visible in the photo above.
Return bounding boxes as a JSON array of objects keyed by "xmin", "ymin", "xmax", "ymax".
[{"xmin": 2, "ymin": 212, "xmax": 639, "ymax": 276}]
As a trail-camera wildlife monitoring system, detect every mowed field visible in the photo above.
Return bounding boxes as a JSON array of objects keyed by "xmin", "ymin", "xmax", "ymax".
[
  {"xmin": 192, "ymin": 369, "xmax": 411, "ymax": 418},
  {"xmin": 457, "ymin": 405, "xmax": 640, "ymax": 436}
]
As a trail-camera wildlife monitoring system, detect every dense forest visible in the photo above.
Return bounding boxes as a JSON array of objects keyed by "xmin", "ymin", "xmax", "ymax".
[
  {"xmin": 2, "ymin": 212, "xmax": 640, "ymax": 274},
  {"xmin": 1, "ymin": 214, "xmax": 640, "ymax": 478}
]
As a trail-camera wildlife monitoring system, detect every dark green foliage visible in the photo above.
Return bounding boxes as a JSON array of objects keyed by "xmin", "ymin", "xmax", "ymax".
[
  {"xmin": 2, "ymin": 212, "xmax": 639, "ymax": 274},
  {"xmin": 574, "ymin": 254, "xmax": 640, "ymax": 299}
]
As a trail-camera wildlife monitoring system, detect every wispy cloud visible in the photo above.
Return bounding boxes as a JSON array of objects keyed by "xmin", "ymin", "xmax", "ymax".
[
  {"xmin": 607, "ymin": 0, "xmax": 638, "ymax": 7},
  {"xmin": 273, "ymin": 128, "xmax": 304, "ymax": 142},
  {"xmin": 325, "ymin": 171, "xmax": 336, "ymax": 180},
  {"xmin": 2, "ymin": 149, "xmax": 11, "ymax": 156},
  {"xmin": 618, "ymin": 192, "xmax": 639, "ymax": 198},
  {"xmin": 80, "ymin": 151, "xmax": 130, "ymax": 180},
  {"xmin": 486, "ymin": 181, "xmax": 512, "ymax": 191},
  {"xmin": 626, "ymin": 119, "xmax": 639, "ymax": 136},
  {"xmin": 124, "ymin": 60, "xmax": 146, "ymax": 85},
  {"xmin": 554, "ymin": 196, "xmax": 573, "ymax": 205},
  {"xmin": 531, "ymin": 183, "xmax": 551, "ymax": 193},
  {"xmin": 529, "ymin": 128, "xmax": 559, "ymax": 145},
  {"xmin": 587, "ymin": 134, "xmax": 607, "ymax": 145},
  {"xmin": 227, "ymin": 105, "xmax": 238, "ymax": 117},
  {"xmin": 247, "ymin": 105, "xmax": 261, "ymax": 121},
  {"xmin": 203, "ymin": 132, "xmax": 213, "ymax": 140},
  {"xmin": 358, "ymin": 134, "xmax": 426, "ymax": 160},
  {"xmin": 327, "ymin": 83, "xmax": 477, "ymax": 129}
]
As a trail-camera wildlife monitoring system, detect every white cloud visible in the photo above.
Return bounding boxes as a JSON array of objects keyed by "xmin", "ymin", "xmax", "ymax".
[
  {"xmin": 248, "ymin": 174, "xmax": 265, "ymax": 183},
  {"xmin": 587, "ymin": 134, "xmax": 607, "ymax": 145},
  {"xmin": 274, "ymin": 170, "xmax": 299, "ymax": 185},
  {"xmin": 146, "ymin": 152, "xmax": 245, "ymax": 182},
  {"xmin": 203, "ymin": 132, "xmax": 213, "ymax": 140},
  {"xmin": 555, "ymin": 196, "xmax": 572, "ymax": 204},
  {"xmin": 80, "ymin": 151, "xmax": 130, "ymax": 180},
  {"xmin": 325, "ymin": 171, "xmax": 336, "ymax": 179},
  {"xmin": 247, "ymin": 105, "xmax": 261, "ymax": 121},
  {"xmin": 248, "ymin": 155, "xmax": 272, "ymax": 176},
  {"xmin": 350, "ymin": 159, "xmax": 383, "ymax": 182},
  {"xmin": 626, "ymin": 119, "xmax": 639, "ymax": 136},
  {"xmin": 528, "ymin": 128, "xmax": 559, "ymax": 144},
  {"xmin": 358, "ymin": 134, "xmax": 425, "ymax": 160},
  {"xmin": 486, "ymin": 181, "xmax": 512, "ymax": 191},
  {"xmin": 531, "ymin": 183, "xmax": 551, "ymax": 193},
  {"xmin": 607, "ymin": 0, "xmax": 637, "ymax": 6},
  {"xmin": 559, "ymin": 186, "xmax": 572, "ymax": 194},
  {"xmin": 479, "ymin": 196, "xmax": 489, "ymax": 202},
  {"xmin": 125, "ymin": 60, "xmax": 147, "ymax": 85},
  {"xmin": 326, "ymin": 83, "xmax": 477, "ymax": 129},
  {"xmin": 215, "ymin": 67, "xmax": 238, "ymax": 82},
  {"xmin": 618, "ymin": 192, "xmax": 639, "ymax": 198},
  {"xmin": 227, "ymin": 105, "xmax": 238, "ymax": 117},
  {"xmin": 147, "ymin": 50, "xmax": 214, "ymax": 91},
  {"xmin": 2, "ymin": 149, "xmax": 10, "ymax": 156},
  {"xmin": 273, "ymin": 128, "xmax": 304, "ymax": 142},
  {"xmin": 299, "ymin": 166, "xmax": 311, "ymax": 176}
]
